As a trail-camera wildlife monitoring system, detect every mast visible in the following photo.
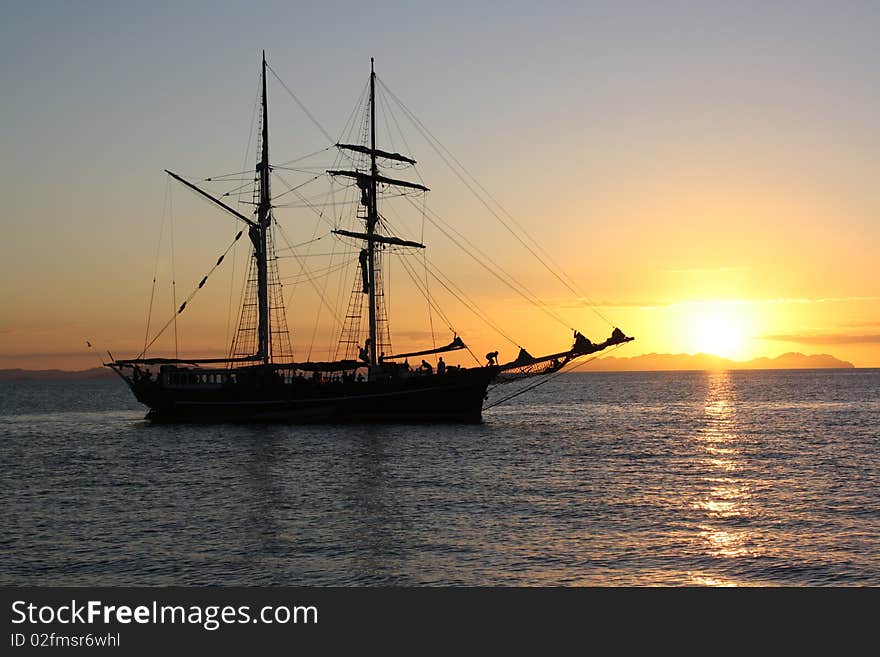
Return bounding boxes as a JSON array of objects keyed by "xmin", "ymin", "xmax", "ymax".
[
  {"xmin": 252, "ymin": 50, "xmax": 271, "ymax": 363},
  {"xmin": 366, "ymin": 57, "xmax": 379, "ymax": 367},
  {"xmin": 329, "ymin": 60, "xmax": 428, "ymax": 367}
]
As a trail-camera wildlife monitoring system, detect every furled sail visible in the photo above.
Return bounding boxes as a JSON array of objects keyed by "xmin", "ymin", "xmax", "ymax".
[
  {"xmin": 336, "ymin": 143, "xmax": 416, "ymax": 165},
  {"xmin": 333, "ymin": 229, "xmax": 425, "ymax": 249},
  {"xmin": 496, "ymin": 328, "xmax": 634, "ymax": 380},
  {"xmin": 327, "ymin": 169, "xmax": 429, "ymax": 192},
  {"xmin": 383, "ymin": 336, "xmax": 467, "ymax": 361}
]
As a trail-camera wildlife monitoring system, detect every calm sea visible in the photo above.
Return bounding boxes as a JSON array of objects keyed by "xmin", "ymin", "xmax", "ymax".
[{"xmin": 1, "ymin": 369, "xmax": 878, "ymax": 586}]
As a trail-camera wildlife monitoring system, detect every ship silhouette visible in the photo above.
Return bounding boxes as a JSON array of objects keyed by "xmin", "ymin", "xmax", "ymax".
[{"xmin": 108, "ymin": 53, "xmax": 633, "ymax": 422}]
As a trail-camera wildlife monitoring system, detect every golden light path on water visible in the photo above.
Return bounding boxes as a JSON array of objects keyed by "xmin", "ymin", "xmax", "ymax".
[{"xmin": 689, "ymin": 370, "xmax": 762, "ymax": 586}]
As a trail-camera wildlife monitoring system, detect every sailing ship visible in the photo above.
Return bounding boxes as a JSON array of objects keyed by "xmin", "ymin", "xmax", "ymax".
[{"xmin": 108, "ymin": 53, "xmax": 633, "ymax": 422}]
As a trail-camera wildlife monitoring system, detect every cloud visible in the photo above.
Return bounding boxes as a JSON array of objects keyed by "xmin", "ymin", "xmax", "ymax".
[
  {"xmin": 761, "ymin": 333, "xmax": 880, "ymax": 345},
  {"xmin": 592, "ymin": 300, "xmax": 672, "ymax": 309},
  {"xmin": 662, "ymin": 266, "xmax": 740, "ymax": 274},
  {"xmin": 555, "ymin": 296, "xmax": 880, "ymax": 310}
]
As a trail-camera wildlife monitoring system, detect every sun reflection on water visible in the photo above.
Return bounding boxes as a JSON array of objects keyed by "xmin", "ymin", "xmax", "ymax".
[
  {"xmin": 707, "ymin": 458, "xmax": 737, "ymax": 471},
  {"xmin": 689, "ymin": 574, "xmax": 738, "ymax": 587},
  {"xmin": 697, "ymin": 525, "xmax": 757, "ymax": 558},
  {"xmin": 689, "ymin": 370, "xmax": 762, "ymax": 585}
]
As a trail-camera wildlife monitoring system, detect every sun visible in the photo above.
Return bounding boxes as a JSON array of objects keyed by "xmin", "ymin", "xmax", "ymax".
[{"xmin": 686, "ymin": 302, "xmax": 748, "ymax": 359}]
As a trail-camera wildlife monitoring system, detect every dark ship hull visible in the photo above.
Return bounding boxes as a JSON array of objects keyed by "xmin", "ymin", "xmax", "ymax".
[{"xmin": 119, "ymin": 364, "xmax": 498, "ymax": 423}]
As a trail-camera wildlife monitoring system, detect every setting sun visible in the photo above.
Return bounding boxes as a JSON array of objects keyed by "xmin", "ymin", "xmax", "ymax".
[{"xmin": 684, "ymin": 303, "xmax": 749, "ymax": 359}]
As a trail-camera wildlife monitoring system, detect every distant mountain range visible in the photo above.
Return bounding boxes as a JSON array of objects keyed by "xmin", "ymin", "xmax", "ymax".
[
  {"xmin": 0, "ymin": 352, "xmax": 856, "ymax": 379},
  {"xmin": 0, "ymin": 368, "xmax": 115, "ymax": 380}
]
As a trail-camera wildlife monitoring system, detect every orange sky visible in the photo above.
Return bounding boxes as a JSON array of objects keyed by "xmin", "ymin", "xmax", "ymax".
[{"xmin": 1, "ymin": 3, "xmax": 878, "ymax": 370}]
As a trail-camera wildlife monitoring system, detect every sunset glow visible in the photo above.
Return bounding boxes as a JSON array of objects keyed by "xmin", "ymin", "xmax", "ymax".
[{"xmin": 1, "ymin": 4, "xmax": 878, "ymax": 370}]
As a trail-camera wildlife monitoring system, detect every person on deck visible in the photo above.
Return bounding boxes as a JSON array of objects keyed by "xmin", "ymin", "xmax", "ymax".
[
  {"xmin": 358, "ymin": 337, "xmax": 374, "ymax": 363},
  {"xmin": 419, "ymin": 359, "xmax": 433, "ymax": 373},
  {"xmin": 486, "ymin": 351, "xmax": 499, "ymax": 366},
  {"xmin": 437, "ymin": 357, "xmax": 446, "ymax": 374}
]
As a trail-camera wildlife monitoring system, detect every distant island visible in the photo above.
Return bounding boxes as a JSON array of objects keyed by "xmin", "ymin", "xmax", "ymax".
[
  {"xmin": 586, "ymin": 352, "xmax": 854, "ymax": 372},
  {"xmin": 0, "ymin": 352, "xmax": 856, "ymax": 379},
  {"xmin": 0, "ymin": 368, "xmax": 115, "ymax": 380}
]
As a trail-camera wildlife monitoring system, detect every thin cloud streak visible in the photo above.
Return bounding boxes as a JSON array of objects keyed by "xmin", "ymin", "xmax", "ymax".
[
  {"xmin": 556, "ymin": 296, "xmax": 880, "ymax": 310},
  {"xmin": 662, "ymin": 266, "xmax": 740, "ymax": 274},
  {"xmin": 762, "ymin": 333, "xmax": 880, "ymax": 345}
]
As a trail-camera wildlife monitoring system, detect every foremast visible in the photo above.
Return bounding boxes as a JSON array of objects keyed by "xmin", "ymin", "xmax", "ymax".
[
  {"xmin": 253, "ymin": 49, "xmax": 272, "ymax": 364},
  {"xmin": 152, "ymin": 50, "xmax": 286, "ymax": 367},
  {"xmin": 230, "ymin": 50, "xmax": 291, "ymax": 365},
  {"xmin": 366, "ymin": 58, "xmax": 380, "ymax": 367}
]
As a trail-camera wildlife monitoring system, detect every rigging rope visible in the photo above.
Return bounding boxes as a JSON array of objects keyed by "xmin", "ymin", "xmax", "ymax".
[
  {"xmin": 377, "ymin": 85, "xmax": 397, "ymax": 155},
  {"xmin": 395, "ymin": 254, "xmax": 482, "ymax": 366},
  {"xmin": 144, "ymin": 179, "xmax": 171, "ymax": 355},
  {"xmin": 379, "ymin": 77, "xmax": 615, "ymax": 330},
  {"xmin": 272, "ymin": 145, "xmax": 334, "ymax": 168},
  {"xmin": 306, "ymin": 222, "xmax": 343, "ymax": 361},
  {"xmin": 377, "ymin": 209, "xmax": 519, "ymax": 352},
  {"xmin": 137, "ymin": 230, "xmax": 244, "ymax": 360},
  {"xmin": 280, "ymin": 259, "xmax": 352, "ymax": 282},
  {"xmin": 402, "ymin": 196, "xmax": 574, "ymax": 332},
  {"xmin": 227, "ymin": 83, "xmax": 260, "ymax": 353},
  {"xmin": 200, "ymin": 169, "xmax": 252, "ymax": 181},
  {"xmin": 272, "ymin": 171, "xmax": 334, "ymax": 229},
  {"xmin": 382, "ymin": 82, "xmax": 427, "ymax": 187},
  {"xmin": 266, "ymin": 62, "xmax": 335, "ymax": 144},
  {"xmin": 424, "ymin": 259, "xmax": 520, "ymax": 348},
  {"xmin": 336, "ymin": 75, "xmax": 578, "ymax": 336},
  {"xmin": 269, "ymin": 174, "xmax": 323, "ymax": 203},
  {"xmin": 169, "ymin": 185, "xmax": 179, "ymax": 359},
  {"xmin": 273, "ymin": 233, "xmax": 328, "ymax": 253},
  {"xmin": 278, "ymin": 251, "xmax": 359, "ymax": 259},
  {"xmin": 274, "ymin": 222, "xmax": 345, "ymax": 327},
  {"xmin": 421, "ymin": 200, "xmax": 437, "ymax": 355}
]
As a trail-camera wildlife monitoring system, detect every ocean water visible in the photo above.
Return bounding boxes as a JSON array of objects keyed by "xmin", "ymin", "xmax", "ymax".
[{"xmin": 1, "ymin": 369, "xmax": 878, "ymax": 586}]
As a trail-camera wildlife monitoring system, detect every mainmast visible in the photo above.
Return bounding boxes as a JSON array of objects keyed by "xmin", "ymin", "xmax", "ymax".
[
  {"xmin": 366, "ymin": 58, "xmax": 379, "ymax": 366},
  {"xmin": 329, "ymin": 60, "xmax": 428, "ymax": 367},
  {"xmin": 252, "ymin": 50, "xmax": 272, "ymax": 363}
]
